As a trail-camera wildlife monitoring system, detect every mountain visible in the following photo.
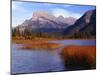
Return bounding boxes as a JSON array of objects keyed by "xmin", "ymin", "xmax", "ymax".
[
  {"xmin": 13, "ymin": 9, "xmax": 96, "ymax": 39},
  {"xmin": 57, "ymin": 16, "xmax": 76, "ymax": 25},
  {"xmin": 63, "ymin": 9, "xmax": 96, "ymax": 38},
  {"xmin": 16, "ymin": 11, "xmax": 76, "ymax": 33}
]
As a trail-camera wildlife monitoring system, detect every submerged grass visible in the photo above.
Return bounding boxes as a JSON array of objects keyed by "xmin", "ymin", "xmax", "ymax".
[
  {"xmin": 60, "ymin": 45, "xmax": 96, "ymax": 70},
  {"xmin": 20, "ymin": 42, "xmax": 61, "ymax": 50},
  {"xmin": 12, "ymin": 39, "xmax": 61, "ymax": 50}
]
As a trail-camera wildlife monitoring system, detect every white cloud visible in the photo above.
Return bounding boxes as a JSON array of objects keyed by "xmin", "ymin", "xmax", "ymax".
[
  {"xmin": 12, "ymin": 2, "xmax": 33, "ymax": 27},
  {"xmin": 12, "ymin": 2, "xmax": 19, "ymax": 10},
  {"xmin": 51, "ymin": 8, "xmax": 82, "ymax": 19},
  {"xmin": 12, "ymin": 2, "xmax": 27, "ymax": 12},
  {"xmin": 62, "ymin": 5, "xmax": 72, "ymax": 8}
]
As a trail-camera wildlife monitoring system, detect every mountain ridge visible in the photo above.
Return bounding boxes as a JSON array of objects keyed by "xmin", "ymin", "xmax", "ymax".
[
  {"xmin": 12, "ymin": 9, "xmax": 96, "ymax": 39},
  {"xmin": 63, "ymin": 9, "xmax": 96, "ymax": 38}
]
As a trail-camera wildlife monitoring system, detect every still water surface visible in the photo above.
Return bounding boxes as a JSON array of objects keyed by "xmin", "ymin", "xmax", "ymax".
[{"xmin": 11, "ymin": 40, "xmax": 96, "ymax": 74}]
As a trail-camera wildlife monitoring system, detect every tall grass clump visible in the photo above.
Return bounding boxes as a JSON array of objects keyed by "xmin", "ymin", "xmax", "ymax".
[{"xmin": 61, "ymin": 45, "xmax": 96, "ymax": 70}]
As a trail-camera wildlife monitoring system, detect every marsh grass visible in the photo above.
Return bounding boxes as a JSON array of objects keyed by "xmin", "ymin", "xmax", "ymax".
[
  {"xmin": 12, "ymin": 38, "xmax": 62, "ymax": 50},
  {"xmin": 61, "ymin": 45, "xmax": 96, "ymax": 70},
  {"xmin": 20, "ymin": 42, "xmax": 61, "ymax": 50},
  {"xmin": 12, "ymin": 38, "xmax": 49, "ymax": 44}
]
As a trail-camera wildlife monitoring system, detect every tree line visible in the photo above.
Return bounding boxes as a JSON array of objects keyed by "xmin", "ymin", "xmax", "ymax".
[{"xmin": 12, "ymin": 27, "xmax": 95, "ymax": 39}]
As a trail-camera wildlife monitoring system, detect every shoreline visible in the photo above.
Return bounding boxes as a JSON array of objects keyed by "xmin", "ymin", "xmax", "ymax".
[{"xmin": 12, "ymin": 37, "xmax": 96, "ymax": 44}]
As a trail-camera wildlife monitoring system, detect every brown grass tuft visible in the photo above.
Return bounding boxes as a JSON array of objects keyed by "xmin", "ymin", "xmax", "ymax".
[{"xmin": 61, "ymin": 45, "xmax": 96, "ymax": 70}]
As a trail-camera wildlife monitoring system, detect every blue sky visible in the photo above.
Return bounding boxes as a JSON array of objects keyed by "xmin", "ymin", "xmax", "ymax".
[{"xmin": 12, "ymin": 1, "xmax": 96, "ymax": 27}]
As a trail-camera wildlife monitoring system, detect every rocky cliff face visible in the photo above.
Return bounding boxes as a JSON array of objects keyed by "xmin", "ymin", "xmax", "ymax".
[
  {"xmin": 63, "ymin": 9, "xmax": 96, "ymax": 38},
  {"xmin": 17, "ymin": 11, "xmax": 76, "ymax": 32}
]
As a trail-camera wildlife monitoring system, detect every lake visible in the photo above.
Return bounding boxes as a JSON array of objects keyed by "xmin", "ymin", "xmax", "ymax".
[{"xmin": 11, "ymin": 40, "xmax": 96, "ymax": 74}]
